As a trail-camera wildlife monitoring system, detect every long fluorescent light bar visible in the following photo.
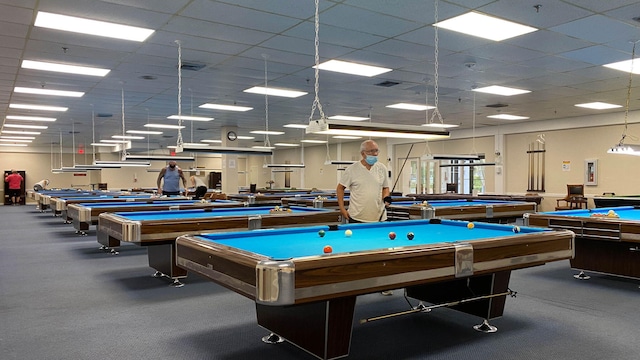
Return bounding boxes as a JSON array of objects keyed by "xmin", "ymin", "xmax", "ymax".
[
  {"xmin": 9, "ymin": 104, "xmax": 68, "ymax": 112},
  {"xmin": 127, "ymin": 130, "xmax": 163, "ymax": 135},
  {"xmin": 243, "ymin": 86, "xmax": 307, "ymax": 98},
  {"xmin": 179, "ymin": 145, "xmax": 273, "ymax": 156},
  {"xmin": 6, "ymin": 115, "xmax": 56, "ymax": 122},
  {"xmin": 167, "ymin": 115, "xmax": 214, "ymax": 121},
  {"xmin": 52, "ymin": 167, "xmax": 87, "ymax": 173},
  {"xmin": 250, "ymin": 130, "xmax": 284, "ymax": 135},
  {"xmin": 386, "ymin": 103, "xmax": 434, "ymax": 111},
  {"xmin": 90, "ymin": 143, "xmax": 118, "ymax": 147},
  {"xmin": 603, "ymin": 58, "xmax": 640, "ymax": 74},
  {"xmin": 100, "ymin": 140, "xmax": 130, "ymax": 143},
  {"xmin": 264, "ymin": 164, "xmax": 305, "ymax": 168},
  {"xmin": 112, "ymin": 135, "xmax": 145, "ymax": 140},
  {"xmin": 306, "ymin": 120, "xmax": 449, "ymax": 140},
  {"xmin": 144, "ymin": 124, "xmax": 185, "ymax": 129},
  {"xmin": 237, "ymin": 136, "xmax": 255, "ymax": 140},
  {"xmin": 0, "ymin": 143, "xmax": 28, "ymax": 147},
  {"xmin": 34, "ymin": 11, "xmax": 155, "ymax": 42},
  {"xmin": 328, "ymin": 115, "xmax": 370, "ymax": 121},
  {"xmin": 274, "ymin": 143, "xmax": 300, "ymax": 147},
  {"xmin": 199, "ymin": 103, "xmax": 253, "ymax": 112},
  {"xmin": 284, "ymin": 124, "xmax": 308, "ymax": 129},
  {"xmin": 422, "ymin": 123, "xmax": 459, "ymax": 128},
  {"xmin": 3, "ymin": 124, "xmax": 48, "ymax": 129},
  {"xmin": 608, "ymin": 144, "xmax": 640, "ymax": 156},
  {"xmin": 473, "ymin": 85, "xmax": 530, "ymax": 96},
  {"xmin": 201, "ymin": 139, "xmax": 222, "ymax": 143},
  {"xmin": 314, "ymin": 59, "xmax": 392, "ymax": 77},
  {"xmin": 487, "ymin": 114, "xmax": 530, "ymax": 120},
  {"xmin": 332, "ymin": 136, "xmax": 361, "ymax": 140},
  {"xmin": 252, "ymin": 146, "xmax": 276, "ymax": 150},
  {"xmin": 421, "ymin": 154, "xmax": 482, "ymax": 161},
  {"xmin": 0, "ymin": 139, "xmax": 32, "ymax": 143},
  {"xmin": 575, "ymin": 102, "xmax": 622, "ymax": 110},
  {"xmin": 434, "ymin": 11, "xmax": 537, "ymax": 41},
  {"xmin": 14, "ymin": 87, "xmax": 84, "ymax": 97},
  {"xmin": 1, "ymin": 136, "xmax": 36, "ymax": 140},
  {"xmin": 300, "ymin": 139, "xmax": 328, "ymax": 144},
  {"xmin": 22, "ymin": 60, "xmax": 110, "ymax": 77},
  {"xmin": 94, "ymin": 160, "xmax": 150, "ymax": 167},
  {"xmin": 124, "ymin": 155, "xmax": 195, "ymax": 161}
]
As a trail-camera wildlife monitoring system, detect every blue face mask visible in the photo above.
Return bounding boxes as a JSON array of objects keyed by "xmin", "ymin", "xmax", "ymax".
[{"xmin": 365, "ymin": 155, "xmax": 378, "ymax": 165}]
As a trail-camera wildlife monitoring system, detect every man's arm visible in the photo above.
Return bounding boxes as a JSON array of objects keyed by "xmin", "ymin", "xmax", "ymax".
[
  {"xmin": 156, "ymin": 168, "xmax": 165, "ymax": 189},
  {"xmin": 336, "ymin": 183, "xmax": 349, "ymax": 220},
  {"xmin": 179, "ymin": 170, "xmax": 187, "ymax": 191},
  {"xmin": 382, "ymin": 186, "xmax": 391, "ymax": 205}
]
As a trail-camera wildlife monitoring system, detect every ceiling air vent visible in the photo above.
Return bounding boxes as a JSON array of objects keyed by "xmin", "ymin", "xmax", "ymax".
[
  {"xmin": 485, "ymin": 103, "xmax": 508, "ymax": 108},
  {"xmin": 375, "ymin": 80, "xmax": 400, "ymax": 87},
  {"xmin": 180, "ymin": 62, "xmax": 206, "ymax": 71}
]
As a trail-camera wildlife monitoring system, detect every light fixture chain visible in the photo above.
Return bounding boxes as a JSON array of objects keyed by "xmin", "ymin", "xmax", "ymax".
[
  {"xmin": 92, "ymin": 106, "xmax": 96, "ymax": 163},
  {"xmin": 121, "ymin": 86, "xmax": 127, "ymax": 160},
  {"xmin": 429, "ymin": 0, "xmax": 444, "ymax": 124},
  {"xmin": 309, "ymin": 0, "xmax": 326, "ymax": 122},
  {"xmin": 621, "ymin": 41, "xmax": 637, "ymax": 144},
  {"xmin": 263, "ymin": 54, "xmax": 271, "ymax": 147},
  {"xmin": 176, "ymin": 40, "xmax": 184, "ymax": 148}
]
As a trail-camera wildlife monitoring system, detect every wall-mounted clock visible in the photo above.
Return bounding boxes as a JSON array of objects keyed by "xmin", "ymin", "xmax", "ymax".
[{"xmin": 226, "ymin": 131, "xmax": 237, "ymax": 141}]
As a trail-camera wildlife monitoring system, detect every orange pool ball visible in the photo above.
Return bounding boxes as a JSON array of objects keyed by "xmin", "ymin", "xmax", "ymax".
[
  {"xmin": 467, "ymin": 222, "xmax": 475, "ymax": 229},
  {"xmin": 323, "ymin": 245, "xmax": 333, "ymax": 254}
]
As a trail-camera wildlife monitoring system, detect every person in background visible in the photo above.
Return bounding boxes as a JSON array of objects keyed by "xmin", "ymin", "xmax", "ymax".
[
  {"xmin": 336, "ymin": 140, "xmax": 393, "ymax": 296},
  {"xmin": 5, "ymin": 170, "xmax": 24, "ymax": 205},
  {"xmin": 157, "ymin": 160, "xmax": 187, "ymax": 196},
  {"xmin": 33, "ymin": 179, "xmax": 50, "ymax": 192},
  {"xmin": 337, "ymin": 139, "xmax": 391, "ymax": 223},
  {"xmin": 190, "ymin": 175, "xmax": 208, "ymax": 200}
]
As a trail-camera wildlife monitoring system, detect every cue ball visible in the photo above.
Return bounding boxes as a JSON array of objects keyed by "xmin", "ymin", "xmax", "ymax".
[
  {"xmin": 323, "ymin": 245, "xmax": 333, "ymax": 253},
  {"xmin": 407, "ymin": 232, "xmax": 415, "ymax": 240},
  {"xmin": 345, "ymin": 229, "xmax": 353, "ymax": 237},
  {"xmin": 318, "ymin": 230, "xmax": 326, "ymax": 237},
  {"xmin": 512, "ymin": 226, "xmax": 520, "ymax": 233},
  {"xmin": 467, "ymin": 222, "xmax": 475, "ymax": 229},
  {"xmin": 388, "ymin": 232, "xmax": 396, "ymax": 240}
]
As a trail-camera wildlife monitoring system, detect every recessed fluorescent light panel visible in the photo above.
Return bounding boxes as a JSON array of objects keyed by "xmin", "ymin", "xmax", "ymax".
[
  {"xmin": 243, "ymin": 86, "xmax": 307, "ymax": 98},
  {"xmin": 3, "ymin": 124, "xmax": 48, "ymax": 129},
  {"xmin": 14, "ymin": 87, "xmax": 84, "ymax": 97},
  {"xmin": 575, "ymin": 102, "xmax": 622, "ymax": 110},
  {"xmin": 300, "ymin": 139, "xmax": 328, "ymax": 144},
  {"xmin": 34, "ymin": 11, "xmax": 155, "ymax": 42},
  {"xmin": 473, "ymin": 85, "xmax": 530, "ymax": 96},
  {"xmin": 167, "ymin": 115, "xmax": 214, "ymax": 121},
  {"xmin": 434, "ymin": 11, "xmax": 537, "ymax": 41},
  {"xmin": 199, "ymin": 103, "xmax": 253, "ymax": 112},
  {"xmin": 386, "ymin": 103, "xmax": 434, "ymax": 111},
  {"xmin": 2, "ymin": 130, "xmax": 41, "ymax": 135},
  {"xmin": 5, "ymin": 115, "xmax": 56, "ymax": 122},
  {"xmin": 603, "ymin": 59, "xmax": 640, "ymax": 74},
  {"xmin": 314, "ymin": 60, "xmax": 392, "ymax": 77},
  {"xmin": 328, "ymin": 115, "xmax": 370, "ymax": 121},
  {"xmin": 22, "ymin": 60, "xmax": 110, "ymax": 77},
  {"xmin": 144, "ymin": 124, "xmax": 185, "ymax": 129},
  {"xmin": 126, "ymin": 130, "xmax": 163, "ymax": 135},
  {"xmin": 112, "ymin": 135, "xmax": 144, "ymax": 140},
  {"xmin": 487, "ymin": 114, "xmax": 530, "ymax": 120},
  {"xmin": 9, "ymin": 104, "xmax": 68, "ymax": 112},
  {"xmin": 250, "ymin": 130, "xmax": 285, "ymax": 135}
]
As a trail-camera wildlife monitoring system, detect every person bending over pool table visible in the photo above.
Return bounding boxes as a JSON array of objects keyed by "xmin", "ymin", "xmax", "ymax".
[
  {"xmin": 189, "ymin": 175, "xmax": 207, "ymax": 200},
  {"xmin": 337, "ymin": 139, "xmax": 391, "ymax": 223}
]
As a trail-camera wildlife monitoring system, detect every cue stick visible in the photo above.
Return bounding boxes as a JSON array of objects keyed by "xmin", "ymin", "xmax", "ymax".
[{"xmin": 359, "ymin": 289, "xmax": 515, "ymax": 324}]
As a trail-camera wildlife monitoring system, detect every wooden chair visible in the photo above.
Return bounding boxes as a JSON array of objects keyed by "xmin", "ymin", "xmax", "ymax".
[{"xmin": 555, "ymin": 184, "xmax": 587, "ymax": 210}]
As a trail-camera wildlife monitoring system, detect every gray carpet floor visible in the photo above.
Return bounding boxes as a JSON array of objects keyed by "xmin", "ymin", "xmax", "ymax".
[{"xmin": 1, "ymin": 204, "xmax": 638, "ymax": 360}]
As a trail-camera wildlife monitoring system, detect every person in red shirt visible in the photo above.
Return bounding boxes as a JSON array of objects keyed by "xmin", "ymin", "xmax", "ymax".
[{"xmin": 4, "ymin": 170, "xmax": 24, "ymax": 205}]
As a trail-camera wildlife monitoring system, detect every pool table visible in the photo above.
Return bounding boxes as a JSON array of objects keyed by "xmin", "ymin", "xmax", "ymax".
[
  {"xmin": 176, "ymin": 219, "xmax": 574, "ymax": 360},
  {"xmin": 525, "ymin": 206, "xmax": 640, "ymax": 280},
  {"xmin": 34, "ymin": 190, "xmax": 100, "ymax": 211},
  {"xmin": 406, "ymin": 193, "xmax": 544, "ymax": 205},
  {"xmin": 52, "ymin": 194, "xmax": 179, "ymax": 220},
  {"xmin": 280, "ymin": 195, "xmax": 416, "ymax": 208},
  {"xmin": 387, "ymin": 199, "xmax": 537, "ymax": 222},
  {"xmin": 228, "ymin": 191, "xmax": 332, "ymax": 205},
  {"xmin": 67, "ymin": 199, "xmax": 244, "ymax": 234},
  {"xmin": 593, "ymin": 195, "xmax": 640, "ymax": 208},
  {"xmin": 97, "ymin": 206, "xmax": 340, "ymax": 286}
]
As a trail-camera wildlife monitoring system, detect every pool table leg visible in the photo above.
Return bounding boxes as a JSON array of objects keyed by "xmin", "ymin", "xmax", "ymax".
[
  {"xmin": 256, "ymin": 296, "xmax": 356, "ymax": 360},
  {"xmin": 147, "ymin": 243, "xmax": 187, "ymax": 287},
  {"xmin": 97, "ymin": 232, "xmax": 120, "ymax": 255},
  {"xmin": 405, "ymin": 271, "xmax": 511, "ymax": 324}
]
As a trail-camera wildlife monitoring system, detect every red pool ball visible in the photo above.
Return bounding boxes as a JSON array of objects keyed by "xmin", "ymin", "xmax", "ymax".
[
  {"xmin": 388, "ymin": 232, "xmax": 396, "ymax": 240},
  {"xmin": 323, "ymin": 245, "xmax": 333, "ymax": 254}
]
